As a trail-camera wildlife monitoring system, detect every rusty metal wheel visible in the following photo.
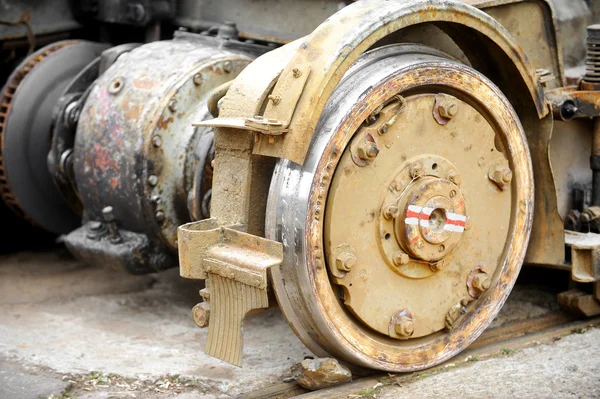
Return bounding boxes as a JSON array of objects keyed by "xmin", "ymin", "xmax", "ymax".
[{"xmin": 266, "ymin": 44, "xmax": 533, "ymax": 371}]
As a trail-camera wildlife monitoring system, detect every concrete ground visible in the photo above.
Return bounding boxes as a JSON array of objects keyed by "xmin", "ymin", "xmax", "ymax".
[{"xmin": 0, "ymin": 250, "xmax": 598, "ymax": 399}]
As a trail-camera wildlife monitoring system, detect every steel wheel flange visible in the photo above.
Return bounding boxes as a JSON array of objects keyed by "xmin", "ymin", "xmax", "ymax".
[{"xmin": 266, "ymin": 45, "xmax": 533, "ymax": 371}]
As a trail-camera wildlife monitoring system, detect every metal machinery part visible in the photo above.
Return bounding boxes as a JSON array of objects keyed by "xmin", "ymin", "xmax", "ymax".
[
  {"xmin": 266, "ymin": 45, "xmax": 531, "ymax": 370},
  {"xmin": 178, "ymin": 0, "xmax": 545, "ymax": 370},
  {"xmin": 0, "ymin": 40, "xmax": 109, "ymax": 233},
  {"xmin": 62, "ymin": 34, "xmax": 256, "ymax": 274}
]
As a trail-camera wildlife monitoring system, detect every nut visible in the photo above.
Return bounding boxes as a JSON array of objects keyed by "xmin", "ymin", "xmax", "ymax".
[
  {"xmin": 391, "ymin": 310, "xmax": 414, "ymax": 338},
  {"xmin": 438, "ymin": 102, "xmax": 458, "ymax": 119},
  {"xmin": 292, "ymin": 67, "xmax": 302, "ymax": 78},
  {"xmin": 472, "ymin": 272, "xmax": 491, "ymax": 295},
  {"xmin": 268, "ymin": 94, "xmax": 282, "ymax": 105},
  {"xmin": 409, "ymin": 162, "xmax": 426, "ymax": 178},
  {"xmin": 192, "ymin": 302, "xmax": 210, "ymax": 328},
  {"xmin": 488, "ymin": 161, "xmax": 513, "ymax": 190},
  {"xmin": 383, "ymin": 204, "xmax": 400, "ymax": 220},
  {"xmin": 335, "ymin": 252, "xmax": 356, "ymax": 272},
  {"xmin": 393, "ymin": 251, "xmax": 409, "ymax": 266},
  {"xmin": 356, "ymin": 141, "xmax": 379, "ymax": 161}
]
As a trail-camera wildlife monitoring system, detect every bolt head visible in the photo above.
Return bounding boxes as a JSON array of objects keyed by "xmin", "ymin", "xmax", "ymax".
[
  {"xmin": 393, "ymin": 251, "xmax": 409, "ymax": 266},
  {"xmin": 155, "ymin": 210, "xmax": 166, "ymax": 224},
  {"xmin": 336, "ymin": 252, "xmax": 356, "ymax": 272},
  {"xmin": 378, "ymin": 124, "xmax": 389, "ymax": 135},
  {"xmin": 193, "ymin": 73, "xmax": 203, "ymax": 86},
  {"xmin": 502, "ymin": 169, "xmax": 513, "ymax": 183},
  {"xmin": 152, "ymin": 135, "xmax": 162, "ymax": 148},
  {"xmin": 89, "ymin": 221, "xmax": 103, "ymax": 231},
  {"xmin": 357, "ymin": 141, "xmax": 379, "ymax": 161},
  {"xmin": 394, "ymin": 318, "xmax": 414, "ymax": 337},
  {"xmin": 384, "ymin": 204, "xmax": 400, "ymax": 220},
  {"xmin": 223, "ymin": 61, "xmax": 233, "ymax": 73},
  {"xmin": 472, "ymin": 273, "xmax": 491, "ymax": 294},
  {"xmin": 192, "ymin": 303, "xmax": 210, "ymax": 328},
  {"xmin": 148, "ymin": 175, "xmax": 158, "ymax": 186},
  {"xmin": 292, "ymin": 68, "xmax": 302, "ymax": 78},
  {"xmin": 168, "ymin": 99, "xmax": 177, "ymax": 112}
]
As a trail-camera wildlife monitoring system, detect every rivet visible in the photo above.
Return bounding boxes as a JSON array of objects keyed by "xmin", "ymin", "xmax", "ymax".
[
  {"xmin": 168, "ymin": 99, "xmax": 177, "ymax": 112},
  {"xmin": 449, "ymin": 190, "xmax": 456, "ymax": 198},
  {"xmin": 292, "ymin": 68, "xmax": 302, "ymax": 78},
  {"xmin": 223, "ymin": 61, "xmax": 233, "ymax": 73},
  {"xmin": 152, "ymin": 135, "xmax": 162, "ymax": 148},
  {"xmin": 438, "ymin": 244, "xmax": 445, "ymax": 252},
  {"xmin": 378, "ymin": 124, "xmax": 389, "ymax": 135},
  {"xmin": 148, "ymin": 175, "xmax": 158, "ymax": 186},
  {"xmin": 193, "ymin": 73, "xmax": 203, "ymax": 86},
  {"xmin": 155, "ymin": 210, "xmax": 165, "ymax": 223}
]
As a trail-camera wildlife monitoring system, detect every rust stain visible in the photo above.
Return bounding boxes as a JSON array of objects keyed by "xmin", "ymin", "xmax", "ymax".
[{"xmin": 157, "ymin": 115, "xmax": 174, "ymax": 130}]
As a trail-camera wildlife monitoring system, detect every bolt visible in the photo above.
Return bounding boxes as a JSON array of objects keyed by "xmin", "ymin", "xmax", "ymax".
[
  {"xmin": 393, "ymin": 251, "xmax": 409, "ymax": 266},
  {"xmin": 383, "ymin": 204, "xmax": 400, "ymax": 220},
  {"xmin": 148, "ymin": 175, "xmax": 158, "ymax": 186},
  {"xmin": 155, "ymin": 210, "xmax": 166, "ymax": 224},
  {"xmin": 356, "ymin": 141, "xmax": 379, "ymax": 161},
  {"xmin": 409, "ymin": 162, "xmax": 426, "ymax": 178},
  {"xmin": 192, "ymin": 302, "xmax": 210, "ymax": 328},
  {"xmin": 378, "ymin": 124, "xmax": 389, "ymax": 135},
  {"xmin": 438, "ymin": 102, "xmax": 458, "ymax": 119},
  {"xmin": 392, "ymin": 311, "xmax": 414, "ymax": 338},
  {"xmin": 102, "ymin": 206, "xmax": 122, "ymax": 243},
  {"xmin": 152, "ymin": 135, "xmax": 162, "ymax": 148},
  {"xmin": 193, "ymin": 73, "xmax": 203, "ymax": 86},
  {"xmin": 268, "ymin": 94, "xmax": 281, "ymax": 105},
  {"xmin": 488, "ymin": 162, "xmax": 513, "ymax": 189},
  {"xmin": 438, "ymin": 244, "xmax": 445, "ymax": 252},
  {"xmin": 448, "ymin": 171, "xmax": 462, "ymax": 187},
  {"xmin": 292, "ymin": 68, "xmax": 302, "ymax": 78},
  {"xmin": 472, "ymin": 272, "xmax": 491, "ymax": 295},
  {"xmin": 89, "ymin": 221, "xmax": 103, "ymax": 231},
  {"xmin": 335, "ymin": 251, "xmax": 356, "ymax": 272},
  {"xmin": 416, "ymin": 240, "xmax": 424, "ymax": 249},
  {"xmin": 223, "ymin": 61, "xmax": 233, "ymax": 73},
  {"xmin": 168, "ymin": 99, "xmax": 177, "ymax": 112}
]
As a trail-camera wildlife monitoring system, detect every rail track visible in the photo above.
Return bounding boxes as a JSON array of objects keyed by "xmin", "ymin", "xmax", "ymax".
[{"xmin": 241, "ymin": 311, "xmax": 600, "ymax": 399}]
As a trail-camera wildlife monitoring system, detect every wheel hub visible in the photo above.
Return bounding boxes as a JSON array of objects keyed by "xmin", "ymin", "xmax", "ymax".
[{"xmin": 325, "ymin": 92, "xmax": 512, "ymax": 340}]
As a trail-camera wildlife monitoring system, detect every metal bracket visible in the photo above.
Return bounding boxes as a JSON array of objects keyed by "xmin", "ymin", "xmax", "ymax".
[
  {"xmin": 546, "ymin": 86, "xmax": 600, "ymax": 120},
  {"xmin": 565, "ymin": 230, "xmax": 600, "ymax": 283},
  {"xmin": 178, "ymin": 218, "xmax": 283, "ymax": 366}
]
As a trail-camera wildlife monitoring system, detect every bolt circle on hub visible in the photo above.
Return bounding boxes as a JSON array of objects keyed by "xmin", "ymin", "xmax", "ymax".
[{"xmin": 267, "ymin": 45, "xmax": 533, "ymax": 372}]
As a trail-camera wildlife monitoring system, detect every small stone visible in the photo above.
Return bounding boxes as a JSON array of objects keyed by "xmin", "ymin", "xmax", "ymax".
[{"xmin": 290, "ymin": 357, "xmax": 352, "ymax": 391}]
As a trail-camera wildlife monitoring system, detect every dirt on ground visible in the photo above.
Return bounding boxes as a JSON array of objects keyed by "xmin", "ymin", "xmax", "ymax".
[{"xmin": 0, "ymin": 251, "xmax": 598, "ymax": 399}]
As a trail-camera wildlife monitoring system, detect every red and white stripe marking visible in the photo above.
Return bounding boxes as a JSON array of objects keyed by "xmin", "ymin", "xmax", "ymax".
[{"xmin": 405, "ymin": 205, "xmax": 466, "ymax": 233}]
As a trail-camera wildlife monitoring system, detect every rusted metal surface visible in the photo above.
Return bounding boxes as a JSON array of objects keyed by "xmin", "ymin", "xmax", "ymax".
[
  {"xmin": 266, "ymin": 44, "xmax": 533, "ymax": 371},
  {"xmin": 67, "ymin": 37, "xmax": 252, "ymax": 273},
  {"xmin": 249, "ymin": 0, "xmax": 546, "ymax": 164},
  {"xmin": 0, "ymin": 41, "xmax": 76, "ymax": 222}
]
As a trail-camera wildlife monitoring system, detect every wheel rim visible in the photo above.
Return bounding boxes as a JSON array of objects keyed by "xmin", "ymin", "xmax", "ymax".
[{"xmin": 266, "ymin": 45, "xmax": 533, "ymax": 371}]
